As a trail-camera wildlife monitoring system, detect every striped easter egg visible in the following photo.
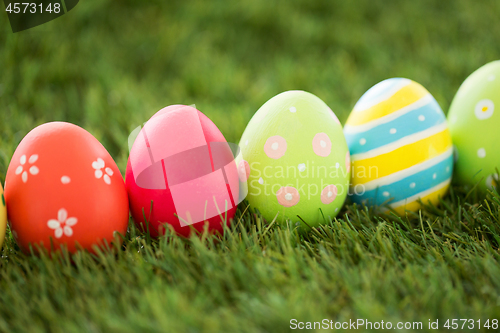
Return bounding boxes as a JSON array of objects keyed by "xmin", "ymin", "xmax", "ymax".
[{"xmin": 344, "ymin": 78, "xmax": 453, "ymax": 215}]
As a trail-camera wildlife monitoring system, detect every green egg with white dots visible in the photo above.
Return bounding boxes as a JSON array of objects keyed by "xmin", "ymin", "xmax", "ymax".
[
  {"xmin": 448, "ymin": 61, "xmax": 500, "ymax": 191},
  {"xmin": 239, "ymin": 90, "xmax": 350, "ymax": 226}
]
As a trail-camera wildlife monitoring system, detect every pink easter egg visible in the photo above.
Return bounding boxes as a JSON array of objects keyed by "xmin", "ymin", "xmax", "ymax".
[{"xmin": 125, "ymin": 105, "xmax": 238, "ymax": 237}]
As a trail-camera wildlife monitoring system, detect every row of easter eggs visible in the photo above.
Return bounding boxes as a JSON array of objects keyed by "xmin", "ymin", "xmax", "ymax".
[
  {"xmin": 0, "ymin": 61, "xmax": 498, "ymax": 253},
  {"xmin": 0, "ymin": 105, "xmax": 237, "ymax": 253},
  {"xmin": 241, "ymin": 61, "xmax": 499, "ymax": 224}
]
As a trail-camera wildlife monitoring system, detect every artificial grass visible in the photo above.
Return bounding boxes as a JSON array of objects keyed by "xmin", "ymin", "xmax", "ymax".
[
  {"xmin": 1, "ymin": 190, "xmax": 500, "ymax": 332},
  {"xmin": 1, "ymin": 0, "xmax": 500, "ymax": 332}
]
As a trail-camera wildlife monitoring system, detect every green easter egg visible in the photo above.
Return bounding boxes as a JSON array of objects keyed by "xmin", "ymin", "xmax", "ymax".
[
  {"xmin": 448, "ymin": 61, "xmax": 500, "ymax": 191},
  {"xmin": 239, "ymin": 90, "xmax": 350, "ymax": 226}
]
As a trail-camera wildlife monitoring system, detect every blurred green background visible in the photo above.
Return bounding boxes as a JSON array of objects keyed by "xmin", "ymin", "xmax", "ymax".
[
  {"xmin": 1, "ymin": 1, "xmax": 500, "ymax": 332},
  {"xmin": 2, "ymin": 0, "xmax": 499, "ymax": 183}
]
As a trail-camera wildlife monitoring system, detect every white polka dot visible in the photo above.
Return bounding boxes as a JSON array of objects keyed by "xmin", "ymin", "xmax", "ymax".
[
  {"xmin": 320, "ymin": 140, "xmax": 326, "ymax": 148},
  {"xmin": 284, "ymin": 193, "xmax": 293, "ymax": 201},
  {"xmin": 335, "ymin": 162, "xmax": 340, "ymax": 169},
  {"xmin": 327, "ymin": 191, "xmax": 333, "ymax": 198},
  {"xmin": 433, "ymin": 173, "xmax": 437, "ymax": 179},
  {"xmin": 61, "ymin": 176, "xmax": 71, "ymax": 184},
  {"xmin": 258, "ymin": 177, "xmax": 264, "ymax": 185},
  {"xmin": 390, "ymin": 128, "xmax": 397, "ymax": 134},
  {"xmin": 475, "ymin": 99, "xmax": 494, "ymax": 120},
  {"xmin": 245, "ymin": 140, "xmax": 249, "ymax": 146},
  {"xmin": 486, "ymin": 174, "xmax": 499, "ymax": 190},
  {"xmin": 478, "ymin": 148, "xmax": 486, "ymax": 158},
  {"xmin": 289, "ymin": 106, "xmax": 297, "ymax": 113},
  {"xmin": 298, "ymin": 163, "xmax": 306, "ymax": 172},
  {"xmin": 488, "ymin": 74, "xmax": 496, "ymax": 81},
  {"xmin": 410, "ymin": 182, "xmax": 416, "ymax": 189},
  {"xmin": 271, "ymin": 142, "xmax": 279, "ymax": 150},
  {"xmin": 383, "ymin": 191, "xmax": 390, "ymax": 197},
  {"xmin": 359, "ymin": 138, "xmax": 367, "ymax": 145},
  {"xmin": 418, "ymin": 115, "xmax": 425, "ymax": 121}
]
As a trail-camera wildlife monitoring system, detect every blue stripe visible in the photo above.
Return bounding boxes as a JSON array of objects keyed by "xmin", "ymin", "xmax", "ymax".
[
  {"xmin": 350, "ymin": 154, "xmax": 453, "ymax": 206},
  {"xmin": 345, "ymin": 99, "xmax": 445, "ymax": 154}
]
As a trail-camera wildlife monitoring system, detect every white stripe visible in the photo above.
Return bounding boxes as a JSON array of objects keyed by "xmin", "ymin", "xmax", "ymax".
[
  {"xmin": 345, "ymin": 94, "xmax": 434, "ymax": 134},
  {"xmin": 389, "ymin": 179, "xmax": 451, "ymax": 210},
  {"xmin": 358, "ymin": 148, "xmax": 453, "ymax": 191},
  {"xmin": 354, "ymin": 79, "xmax": 412, "ymax": 112},
  {"xmin": 351, "ymin": 122, "xmax": 449, "ymax": 161}
]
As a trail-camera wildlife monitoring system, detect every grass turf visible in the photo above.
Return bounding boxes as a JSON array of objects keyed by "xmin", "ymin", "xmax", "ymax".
[{"xmin": 1, "ymin": 0, "xmax": 500, "ymax": 331}]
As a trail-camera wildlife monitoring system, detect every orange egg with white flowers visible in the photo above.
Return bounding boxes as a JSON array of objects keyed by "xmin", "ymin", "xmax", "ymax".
[{"xmin": 4, "ymin": 122, "xmax": 129, "ymax": 254}]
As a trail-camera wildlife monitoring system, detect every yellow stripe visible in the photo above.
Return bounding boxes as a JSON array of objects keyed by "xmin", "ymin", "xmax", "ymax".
[
  {"xmin": 390, "ymin": 183, "xmax": 450, "ymax": 215},
  {"xmin": 349, "ymin": 82, "xmax": 429, "ymax": 126},
  {"xmin": 351, "ymin": 129, "xmax": 452, "ymax": 184}
]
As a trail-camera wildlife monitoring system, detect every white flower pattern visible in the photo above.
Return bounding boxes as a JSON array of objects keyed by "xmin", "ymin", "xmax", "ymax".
[
  {"xmin": 15, "ymin": 154, "xmax": 39, "ymax": 183},
  {"xmin": 92, "ymin": 158, "xmax": 114, "ymax": 185},
  {"xmin": 47, "ymin": 208, "xmax": 78, "ymax": 239}
]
